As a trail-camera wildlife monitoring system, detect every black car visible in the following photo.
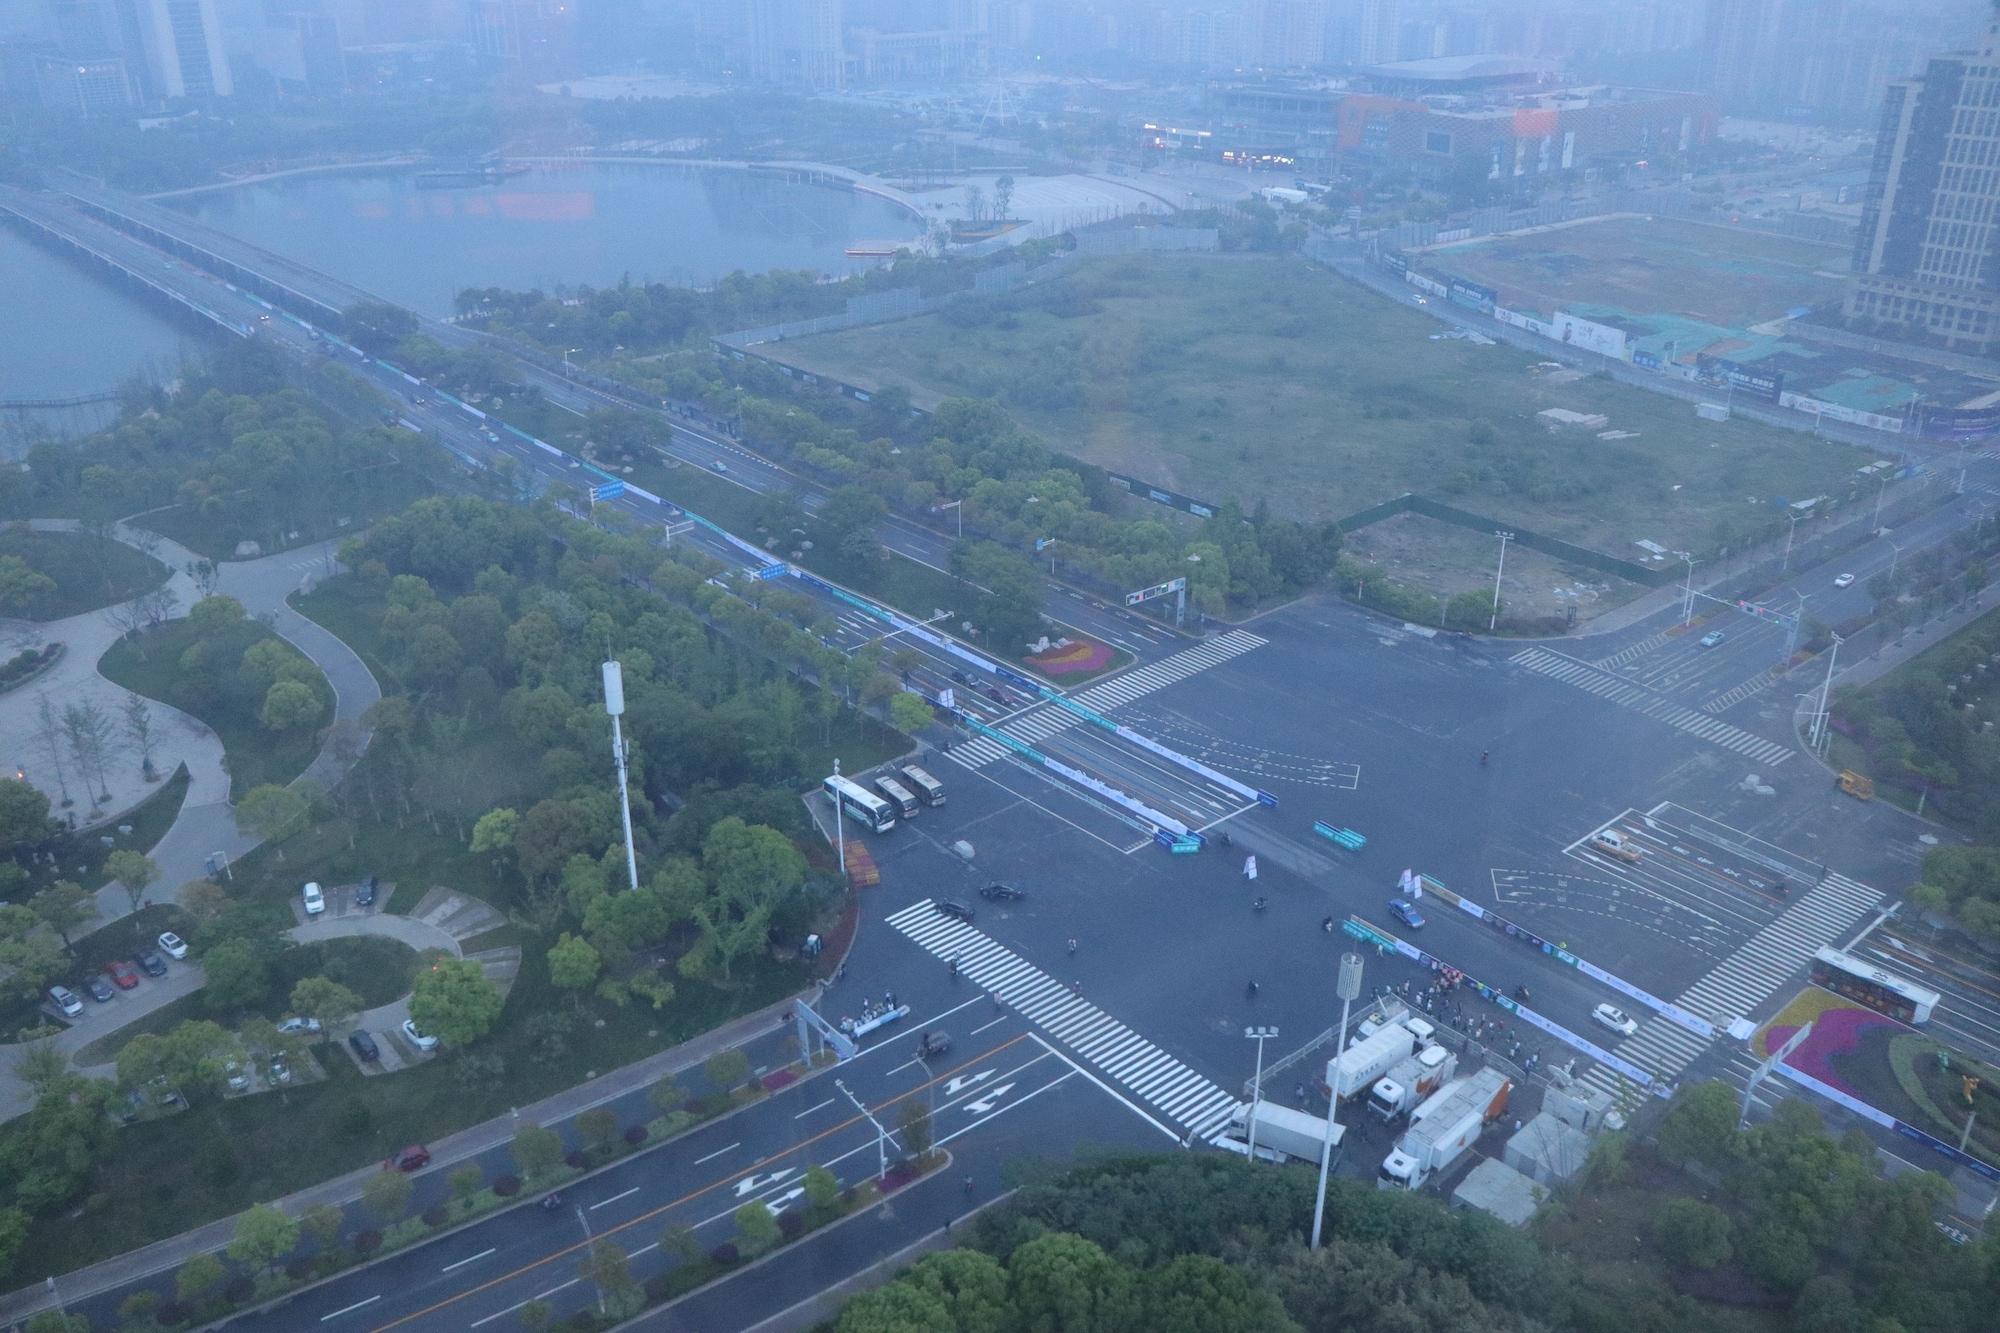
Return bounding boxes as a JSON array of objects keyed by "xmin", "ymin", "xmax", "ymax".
[
  {"xmin": 356, "ymin": 875, "xmax": 378, "ymax": 908},
  {"xmin": 934, "ymin": 899, "xmax": 975, "ymax": 923},
  {"xmin": 950, "ymin": 670, "xmax": 970, "ymax": 685},
  {"xmin": 348, "ymin": 1030, "xmax": 381, "ymax": 1062},
  {"xmin": 979, "ymin": 883, "xmax": 1025, "ymax": 902},
  {"xmin": 85, "ymin": 976, "xmax": 115, "ymax": 1003},
  {"xmin": 136, "ymin": 950, "xmax": 168, "ymax": 977}
]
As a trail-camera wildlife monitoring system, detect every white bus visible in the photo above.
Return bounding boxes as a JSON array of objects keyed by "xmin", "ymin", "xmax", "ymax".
[
  {"xmin": 873, "ymin": 775, "xmax": 921, "ymax": 819},
  {"xmin": 898, "ymin": 764, "xmax": 946, "ymax": 807},
  {"xmin": 824, "ymin": 774, "xmax": 895, "ymax": 833},
  {"xmin": 1810, "ymin": 946, "xmax": 1939, "ymax": 1025}
]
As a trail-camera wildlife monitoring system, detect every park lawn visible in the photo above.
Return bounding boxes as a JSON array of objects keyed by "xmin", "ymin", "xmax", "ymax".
[
  {"xmin": 139, "ymin": 460, "xmax": 435, "ymax": 562},
  {"xmin": 12, "ymin": 917, "xmax": 813, "ymax": 1279},
  {"xmin": 99, "ymin": 615, "xmax": 331, "ymax": 793},
  {"xmin": 1427, "ymin": 215, "xmax": 1847, "ymax": 331},
  {"xmin": 782, "ymin": 253, "xmax": 1867, "ymax": 558},
  {"xmin": 0, "ymin": 526, "xmax": 167, "ymax": 621}
]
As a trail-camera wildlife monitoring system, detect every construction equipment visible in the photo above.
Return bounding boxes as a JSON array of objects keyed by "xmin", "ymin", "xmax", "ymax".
[{"xmin": 1838, "ymin": 770, "xmax": 1875, "ymax": 801}]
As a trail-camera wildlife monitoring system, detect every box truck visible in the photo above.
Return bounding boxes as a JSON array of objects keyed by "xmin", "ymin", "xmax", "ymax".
[
  {"xmin": 1367, "ymin": 1044, "xmax": 1458, "ymax": 1121},
  {"xmin": 1328, "ymin": 1012, "xmax": 1436, "ymax": 1102},
  {"xmin": 1377, "ymin": 1067, "xmax": 1512, "ymax": 1192},
  {"xmin": 1222, "ymin": 1101, "xmax": 1345, "ymax": 1164}
]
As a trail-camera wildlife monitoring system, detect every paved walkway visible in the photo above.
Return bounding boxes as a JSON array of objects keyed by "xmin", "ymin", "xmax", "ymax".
[
  {"xmin": 0, "ymin": 991, "xmax": 806, "ymax": 1326},
  {"xmin": 0, "ymin": 526, "xmax": 381, "ymax": 1122}
]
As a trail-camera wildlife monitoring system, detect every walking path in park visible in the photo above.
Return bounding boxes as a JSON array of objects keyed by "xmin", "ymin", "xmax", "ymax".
[{"xmin": 0, "ymin": 520, "xmax": 380, "ymax": 1118}]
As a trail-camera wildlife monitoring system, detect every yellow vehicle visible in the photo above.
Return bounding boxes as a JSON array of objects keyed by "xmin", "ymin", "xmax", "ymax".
[{"xmin": 1838, "ymin": 770, "xmax": 1875, "ymax": 801}]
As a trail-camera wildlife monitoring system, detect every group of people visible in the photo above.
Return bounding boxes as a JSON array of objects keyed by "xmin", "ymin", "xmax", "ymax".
[{"xmin": 836, "ymin": 990, "xmax": 902, "ymax": 1035}]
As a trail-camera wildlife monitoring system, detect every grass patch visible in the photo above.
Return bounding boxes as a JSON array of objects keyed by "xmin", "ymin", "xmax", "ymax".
[
  {"xmin": 0, "ymin": 525, "xmax": 167, "ymax": 621},
  {"xmin": 781, "ymin": 253, "xmax": 1867, "ymax": 558},
  {"xmin": 139, "ymin": 462, "xmax": 434, "ymax": 562},
  {"xmin": 99, "ymin": 613, "xmax": 331, "ymax": 792}
]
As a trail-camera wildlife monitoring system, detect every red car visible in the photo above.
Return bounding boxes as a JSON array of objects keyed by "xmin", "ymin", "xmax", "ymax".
[
  {"xmin": 384, "ymin": 1145, "xmax": 431, "ymax": 1172},
  {"xmin": 104, "ymin": 960, "xmax": 140, "ymax": 990}
]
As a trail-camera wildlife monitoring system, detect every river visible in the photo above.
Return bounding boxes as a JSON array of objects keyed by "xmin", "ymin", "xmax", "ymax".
[
  {"xmin": 166, "ymin": 163, "xmax": 926, "ymax": 316},
  {"xmin": 3, "ymin": 163, "xmax": 926, "ymax": 425}
]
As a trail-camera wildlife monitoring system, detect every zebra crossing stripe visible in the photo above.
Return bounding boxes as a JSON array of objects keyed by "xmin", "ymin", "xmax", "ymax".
[
  {"xmin": 945, "ymin": 630, "xmax": 1271, "ymax": 772},
  {"xmin": 1703, "ymin": 671, "xmax": 1775, "ymax": 715},
  {"xmin": 1511, "ymin": 648, "xmax": 1795, "ymax": 765},
  {"xmin": 1576, "ymin": 870, "xmax": 1883, "ymax": 1101},
  {"xmin": 886, "ymin": 900, "xmax": 1241, "ymax": 1134},
  {"xmin": 1593, "ymin": 630, "xmax": 1672, "ymax": 669}
]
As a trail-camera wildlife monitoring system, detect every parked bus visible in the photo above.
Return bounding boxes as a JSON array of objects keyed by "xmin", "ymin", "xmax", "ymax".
[
  {"xmin": 898, "ymin": 764, "xmax": 946, "ymax": 807},
  {"xmin": 823, "ymin": 774, "xmax": 895, "ymax": 833},
  {"xmin": 1809, "ymin": 946, "xmax": 1939, "ymax": 1025},
  {"xmin": 873, "ymin": 775, "xmax": 921, "ymax": 819}
]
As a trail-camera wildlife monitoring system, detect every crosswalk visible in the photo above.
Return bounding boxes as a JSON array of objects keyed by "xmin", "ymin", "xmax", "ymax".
[
  {"xmin": 1577, "ymin": 870, "xmax": 1881, "ymax": 1104},
  {"xmin": 1511, "ymin": 647, "xmax": 1795, "ymax": 765},
  {"xmin": 950, "ymin": 630, "xmax": 1269, "ymax": 770},
  {"xmin": 885, "ymin": 899, "xmax": 1243, "ymax": 1141},
  {"xmin": 1702, "ymin": 670, "xmax": 1775, "ymax": 715},
  {"xmin": 1592, "ymin": 629, "xmax": 1673, "ymax": 670}
]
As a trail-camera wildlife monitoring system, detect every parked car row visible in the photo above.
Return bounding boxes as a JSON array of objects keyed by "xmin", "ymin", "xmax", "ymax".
[{"xmin": 47, "ymin": 932, "xmax": 186, "ymax": 1017}]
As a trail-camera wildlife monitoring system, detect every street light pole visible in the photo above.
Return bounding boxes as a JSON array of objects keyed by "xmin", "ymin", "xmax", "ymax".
[
  {"xmin": 1679, "ymin": 553, "xmax": 1698, "ymax": 627},
  {"xmin": 1811, "ymin": 632, "xmax": 1843, "ymax": 752},
  {"xmin": 1313, "ymin": 954, "xmax": 1364, "ymax": 1251},
  {"xmin": 1488, "ymin": 531, "xmax": 1513, "ymax": 631},
  {"xmin": 1243, "ymin": 1026, "xmax": 1278, "ymax": 1160},
  {"xmin": 832, "ymin": 757, "xmax": 846, "ymax": 876},
  {"xmin": 1782, "ymin": 513, "xmax": 1802, "ymax": 571},
  {"xmin": 1874, "ymin": 475, "xmax": 1890, "ymax": 529}
]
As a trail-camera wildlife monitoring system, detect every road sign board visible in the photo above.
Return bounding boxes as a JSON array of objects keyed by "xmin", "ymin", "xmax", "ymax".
[
  {"xmin": 593, "ymin": 480, "xmax": 626, "ymax": 501},
  {"xmin": 1125, "ymin": 576, "xmax": 1187, "ymax": 607}
]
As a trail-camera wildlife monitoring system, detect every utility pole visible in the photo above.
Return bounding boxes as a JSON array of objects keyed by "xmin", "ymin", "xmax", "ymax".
[
  {"xmin": 601, "ymin": 660, "xmax": 639, "ymax": 892},
  {"xmin": 1243, "ymin": 1026, "xmax": 1278, "ymax": 1161},
  {"xmin": 1489, "ymin": 531, "xmax": 1513, "ymax": 631},
  {"xmin": 1679, "ymin": 553, "xmax": 1698, "ymax": 627},
  {"xmin": 1811, "ymin": 632, "xmax": 1843, "ymax": 752},
  {"xmin": 835, "ymin": 1078, "xmax": 891, "ymax": 1180},
  {"xmin": 1782, "ymin": 512, "xmax": 1802, "ymax": 571},
  {"xmin": 1314, "ymin": 954, "xmax": 1364, "ymax": 1251},
  {"xmin": 833, "ymin": 757, "xmax": 846, "ymax": 876}
]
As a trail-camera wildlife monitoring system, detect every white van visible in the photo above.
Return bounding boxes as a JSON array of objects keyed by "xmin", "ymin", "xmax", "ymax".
[{"xmin": 302, "ymin": 882, "xmax": 326, "ymax": 915}]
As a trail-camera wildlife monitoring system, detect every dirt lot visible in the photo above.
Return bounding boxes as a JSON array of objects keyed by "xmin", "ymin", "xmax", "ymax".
[{"xmin": 1342, "ymin": 511, "xmax": 1648, "ymax": 625}]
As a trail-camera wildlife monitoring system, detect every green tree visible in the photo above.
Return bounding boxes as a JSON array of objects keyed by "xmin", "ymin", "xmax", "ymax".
[
  {"xmin": 449, "ymin": 1163, "xmax": 485, "ymax": 1212},
  {"xmin": 1653, "ymin": 1080, "xmax": 1741, "ymax": 1170},
  {"xmin": 1006, "ymin": 1232, "xmax": 1132, "ymax": 1332},
  {"xmin": 888, "ymin": 690, "xmax": 933, "ymax": 734},
  {"xmin": 511, "ymin": 1123, "xmax": 564, "ymax": 1180},
  {"xmin": 117, "ymin": 1019, "xmax": 235, "ymax": 1100},
  {"xmin": 0, "ymin": 1206, "xmax": 29, "ymax": 1276},
  {"xmin": 289, "ymin": 976, "xmax": 362, "ymax": 1034},
  {"xmin": 227, "ymin": 1203, "xmax": 300, "ymax": 1276},
  {"xmin": 804, "ymin": 1163, "xmax": 841, "ymax": 1216},
  {"xmin": 812, "ymin": 486, "xmax": 889, "ymax": 570},
  {"xmin": 362, "ymin": 1168, "xmax": 414, "ymax": 1225},
  {"xmin": 578, "ymin": 1240, "xmax": 642, "ymax": 1320},
  {"xmin": 1654, "ymin": 1197, "xmax": 1732, "ymax": 1270},
  {"xmin": 660, "ymin": 1221, "xmax": 701, "ymax": 1265},
  {"xmin": 0, "ymin": 779, "xmax": 53, "ymax": 850},
  {"xmin": 648, "ymin": 1074, "xmax": 689, "ymax": 1117},
  {"xmin": 734, "ymin": 1199, "xmax": 781, "ymax": 1255},
  {"xmin": 898, "ymin": 1096, "xmax": 933, "ymax": 1160},
  {"xmin": 577, "ymin": 1106, "xmax": 620, "ymax": 1154},
  {"xmin": 0, "ymin": 555, "xmax": 56, "ymax": 611},
  {"xmin": 1139, "ymin": 1253, "xmax": 1294, "ymax": 1333},
  {"xmin": 23, "ymin": 1312, "xmax": 89, "ymax": 1333},
  {"xmin": 546, "ymin": 932, "xmax": 601, "ymax": 999},
  {"xmin": 704, "ymin": 1048, "xmax": 750, "ymax": 1094},
  {"xmin": 176, "ymin": 1253, "xmax": 225, "ymax": 1305},
  {"xmin": 690, "ymin": 817, "xmax": 807, "ymax": 980},
  {"xmin": 260, "ymin": 679, "xmax": 322, "ymax": 732},
  {"xmin": 186, "ymin": 594, "xmax": 247, "ymax": 634},
  {"xmin": 234, "ymin": 783, "xmax": 308, "ymax": 841},
  {"xmin": 103, "ymin": 849, "xmax": 158, "ymax": 917},
  {"xmin": 29, "ymin": 880, "xmax": 97, "ymax": 949},
  {"xmin": 470, "ymin": 806, "xmax": 520, "ymax": 883},
  {"xmin": 517, "ymin": 1299, "xmax": 554, "ymax": 1331},
  {"xmin": 301, "ymin": 1202, "xmax": 344, "ymax": 1256},
  {"xmin": 409, "ymin": 956, "xmax": 505, "ymax": 1048},
  {"xmin": 201, "ymin": 936, "xmax": 274, "ymax": 1012}
]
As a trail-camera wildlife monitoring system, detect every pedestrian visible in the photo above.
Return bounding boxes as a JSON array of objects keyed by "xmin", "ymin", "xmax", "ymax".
[
  {"xmin": 1512, "ymin": 1118, "xmax": 1522, "ymax": 1133},
  {"xmin": 836, "ymin": 961, "xmax": 847, "ymax": 981},
  {"xmin": 963, "ymin": 1174, "xmax": 974, "ymax": 1195},
  {"xmin": 1296, "ymin": 1082, "xmax": 1307, "ymax": 1103},
  {"xmin": 1067, "ymin": 937, "xmax": 1078, "ymax": 956}
]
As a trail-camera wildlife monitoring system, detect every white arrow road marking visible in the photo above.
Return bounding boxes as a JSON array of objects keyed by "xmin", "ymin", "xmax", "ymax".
[
  {"xmin": 944, "ymin": 1069, "xmax": 996, "ymax": 1096},
  {"xmin": 962, "ymin": 1083, "xmax": 1016, "ymax": 1115},
  {"xmin": 733, "ymin": 1168, "xmax": 797, "ymax": 1198},
  {"xmin": 761, "ymin": 1186, "xmax": 808, "ymax": 1214}
]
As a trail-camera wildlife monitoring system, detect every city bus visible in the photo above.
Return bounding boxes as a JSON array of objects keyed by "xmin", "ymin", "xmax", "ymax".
[
  {"xmin": 1809, "ymin": 946, "xmax": 1939, "ymax": 1025},
  {"xmin": 897, "ymin": 764, "xmax": 946, "ymax": 807},
  {"xmin": 873, "ymin": 775, "xmax": 921, "ymax": 819},
  {"xmin": 823, "ymin": 774, "xmax": 895, "ymax": 833}
]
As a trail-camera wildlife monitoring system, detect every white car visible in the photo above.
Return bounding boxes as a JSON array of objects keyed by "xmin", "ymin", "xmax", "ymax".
[
  {"xmin": 402, "ymin": 1018, "xmax": 439, "ymax": 1052},
  {"xmin": 1833, "ymin": 573, "xmax": 1856, "ymax": 588},
  {"xmin": 302, "ymin": 882, "xmax": 325, "ymax": 916},
  {"xmin": 1592, "ymin": 1003, "xmax": 1639, "ymax": 1037},
  {"xmin": 277, "ymin": 1016, "xmax": 322, "ymax": 1035},
  {"xmin": 157, "ymin": 931, "xmax": 188, "ymax": 960}
]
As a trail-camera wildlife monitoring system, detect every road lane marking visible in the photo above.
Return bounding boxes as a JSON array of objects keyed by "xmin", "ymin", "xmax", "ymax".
[
  {"xmin": 440, "ymin": 1248, "xmax": 495, "ymax": 1273},
  {"xmin": 970, "ymin": 1014, "xmax": 1008, "ymax": 1035},
  {"xmin": 793, "ymin": 1098, "xmax": 834, "ymax": 1119},
  {"xmin": 321, "ymin": 1295, "xmax": 381, "ymax": 1321},
  {"xmin": 692, "ymin": 1142, "xmax": 739, "ymax": 1165},
  {"xmin": 588, "ymin": 1188, "xmax": 638, "ymax": 1211},
  {"xmin": 371, "ymin": 1032, "xmax": 1034, "ymax": 1332}
]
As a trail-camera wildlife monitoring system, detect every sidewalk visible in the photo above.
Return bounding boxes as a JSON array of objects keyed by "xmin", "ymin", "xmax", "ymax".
[{"xmin": 0, "ymin": 990, "xmax": 808, "ymax": 1326}]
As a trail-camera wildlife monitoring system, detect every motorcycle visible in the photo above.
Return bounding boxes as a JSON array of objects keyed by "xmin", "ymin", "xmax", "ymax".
[{"xmin": 541, "ymin": 1193, "xmax": 563, "ymax": 1212}]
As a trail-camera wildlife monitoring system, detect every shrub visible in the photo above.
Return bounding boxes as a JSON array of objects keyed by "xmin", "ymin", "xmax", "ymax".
[
  {"xmin": 421, "ymin": 1205, "xmax": 449, "ymax": 1228},
  {"xmin": 710, "ymin": 1242, "xmax": 739, "ymax": 1266},
  {"xmin": 157, "ymin": 1301, "xmax": 191, "ymax": 1327},
  {"xmin": 285, "ymin": 1257, "xmax": 314, "ymax": 1281},
  {"xmin": 564, "ymin": 1150, "xmax": 588, "ymax": 1170},
  {"xmin": 623, "ymin": 1124, "xmax": 648, "ymax": 1146},
  {"xmin": 353, "ymin": 1230, "xmax": 382, "ymax": 1255},
  {"xmin": 493, "ymin": 1175, "xmax": 521, "ymax": 1197},
  {"xmin": 223, "ymin": 1275, "xmax": 254, "ymax": 1304},
  {"xmin": 777, "ymin": 1210, "xmax": 805, "ymax": 1241}
]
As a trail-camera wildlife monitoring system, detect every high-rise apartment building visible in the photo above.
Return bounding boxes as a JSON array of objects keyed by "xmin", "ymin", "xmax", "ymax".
[
  {"xmin": 114, "ymin": 0, "xmax": 231, "ymax": 98},
  {"xmin": 36, "ymin": 51, "xmax": 137, "ymax": 112},
  {"xmin": 1846, "ymin": 15, "xmax": 2000, "ymax": 348},
  {"xmin": 1326, "ymin": 0, "xmax": 1400, "ymax": 66}
]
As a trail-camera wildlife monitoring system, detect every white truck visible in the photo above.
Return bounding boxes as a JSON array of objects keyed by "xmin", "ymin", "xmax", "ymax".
[
  {"xmin": 1377, "ymin": 1067, "xmax": 1512, "ymax": 1192},
  {"xmin": 1222, "ymin": 1101, "xmax": 1345, "ymax": 1164},
  {"xmin": 1328, "ymin": 1011, "xmax": 1436, "ymax": 1102},
  {"xmin": 1367, "ymin": 1044, "xmax": 1459, "ymax": 1121}
]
